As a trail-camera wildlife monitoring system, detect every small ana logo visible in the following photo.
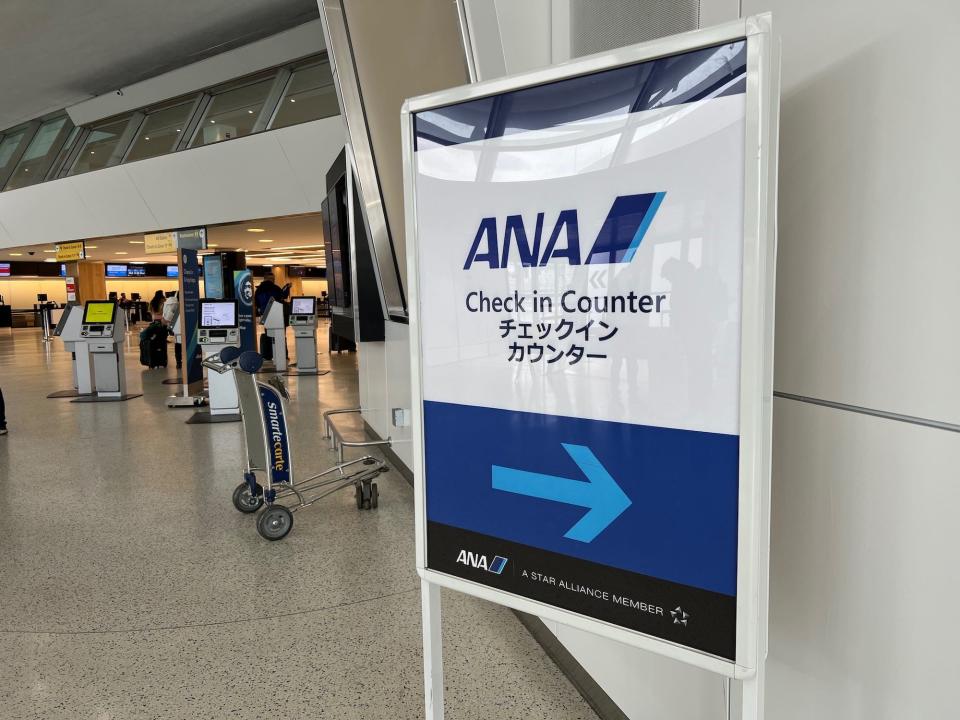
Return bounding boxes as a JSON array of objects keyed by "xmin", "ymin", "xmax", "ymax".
[
  {"xmin": 456, "ymin": 550, "xmax": 508, "ymax": 575},
  {"xmin": 670, "ymin": 607, "xmax": 689, "ymax": 626}
]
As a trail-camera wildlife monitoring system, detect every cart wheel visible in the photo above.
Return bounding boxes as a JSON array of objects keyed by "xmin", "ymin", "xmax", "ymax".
[
  {"xmin": 257, "ymin": 505, "xmax": 293, "ymax": 541},
  {"xmin": 363, "ymin": 457, "xmax": 376, "ymax": 465},
  {"xmin": 355, "ymin": 484, "xmax": 364, "ymax": 510},
  {"xmin": 233, "ymin": 482, "xmax": 263, "ymax": 513},
  {"xmin": 360, "ymin": 482, "xmax": 372, "ymax": 510},
  {"xmin": 370, "ymin": 483, "xmax": 379, "ymax": 509}
]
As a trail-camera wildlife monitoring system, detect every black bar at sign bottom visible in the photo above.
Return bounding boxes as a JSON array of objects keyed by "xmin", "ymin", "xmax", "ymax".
[{"xmin": 427, "ymin": 521, "xmax": 736, "ymax": 661}]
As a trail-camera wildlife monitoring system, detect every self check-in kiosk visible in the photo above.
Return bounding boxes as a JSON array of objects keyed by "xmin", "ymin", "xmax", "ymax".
[
  {"xmin": 71, "ymin": 300, "xmax": 141, "ymax": 402},
  {"xmin": 193, "ymin": 299, "xmax": 241, "ymax": 421},
  {"xmin": 47, "ymin": 304, "xmax": 93, "ymax": 399},
  {"xmin": 261, "ymin": 298, "xmax": 287, "ymax": 372},
  {"xmin": 288, "ymin": 296, "xmax": 323, "ymax": 375}
]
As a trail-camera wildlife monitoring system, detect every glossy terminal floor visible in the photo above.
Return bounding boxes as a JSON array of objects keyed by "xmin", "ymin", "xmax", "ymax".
[{"xmin": 0, "ymin": 323, "xmax": 596, "ymax": 720}]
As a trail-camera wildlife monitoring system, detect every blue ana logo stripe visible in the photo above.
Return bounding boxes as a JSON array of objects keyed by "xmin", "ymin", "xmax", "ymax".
[{"xmin": 586, "ymin": 192, "xmax": 666, "ymax": 265}]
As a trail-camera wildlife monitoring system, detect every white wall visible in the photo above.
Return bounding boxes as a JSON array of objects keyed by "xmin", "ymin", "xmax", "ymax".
[
  {"xmin": 0, "ymin": 115, "xmax": 344, "ymax": 250},
  {"xmin": 0, "ymin": 277, "xmax": 184, "ymax": 308},
  {"xmin": 359, "ymin": 319, "xmax": 413, "ymax": 470},
  {"xmin": 446, "ymin": 1, "xmax": 960, "ymax": 718}
]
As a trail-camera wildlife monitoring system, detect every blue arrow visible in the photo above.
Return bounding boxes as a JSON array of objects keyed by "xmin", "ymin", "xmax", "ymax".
[{"xmin": 492, "ymin": 443, "xmax": 631, "ymax": 543}]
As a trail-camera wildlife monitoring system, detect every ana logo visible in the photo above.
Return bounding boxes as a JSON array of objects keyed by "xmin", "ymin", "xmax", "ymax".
[
  {"xmin": 456, "ymin": 550, "xmax": 509, "ymax": 575},
  {"xmin": 464, "ymin": 192, "xmax": 665, "ymax": 270}
]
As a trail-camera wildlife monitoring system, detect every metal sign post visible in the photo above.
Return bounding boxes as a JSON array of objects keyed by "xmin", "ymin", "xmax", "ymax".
[{"xmin": 404, "ymin": 14, "xmax": 778, "ymax": 720}]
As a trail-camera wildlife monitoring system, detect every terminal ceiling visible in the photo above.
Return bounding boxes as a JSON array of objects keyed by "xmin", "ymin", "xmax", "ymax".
[{"xmin": 0, "ymin": 0, "xmax": 320, "ymax": 129}]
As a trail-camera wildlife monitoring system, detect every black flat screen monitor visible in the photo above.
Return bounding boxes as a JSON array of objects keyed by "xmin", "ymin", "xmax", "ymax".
[
  {"xmin": 82, "ymin": 300, "xmax": 117, "ymax": 325},
  {"xmin": 291, "ymin": 297, "xmax": 316, "ymax": 316},
  {"xmin": 199, "ymin": 300, "xmax": 238, "ymax": 329}
]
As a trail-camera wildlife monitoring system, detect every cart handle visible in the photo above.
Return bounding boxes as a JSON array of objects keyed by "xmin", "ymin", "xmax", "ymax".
[{"xmin": 337, "ymin": 438, "xmax": 392, "ymax": 464}]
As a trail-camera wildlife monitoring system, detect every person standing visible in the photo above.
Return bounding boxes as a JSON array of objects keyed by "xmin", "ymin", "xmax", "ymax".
[
  {"xmin": 0, "ymin": 386, "xmax": 7, "ymax": 436},
  {"xmin": 162, "ymin": 291, "xmax": 181, "ymax": 369},
  {"xmin": 149, "ymin": 290, "xmax": 165, "ymax": 320}
]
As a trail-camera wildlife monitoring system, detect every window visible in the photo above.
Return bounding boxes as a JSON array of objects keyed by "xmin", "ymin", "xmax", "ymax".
[
  {"xmin": 4, "ymin": 116, "xmax": 73, "ymax": 190},
  {"xmin": 270, "ymin": 61, "xmax": 339, "ymax": 129},
  {"xmin": 190, "ymin": 77, "xmax": 275, "ymax": 147},
  {"xmin": 124, "ymin": 100, "xmax": 195, "ymax": 163},
  {"xmin": 69, "ymin": 115, "xmax": 133, "ymax": 175},
  {"xmin": 0, "ymin": 128, "xmax": 28, "ymax": 180}
]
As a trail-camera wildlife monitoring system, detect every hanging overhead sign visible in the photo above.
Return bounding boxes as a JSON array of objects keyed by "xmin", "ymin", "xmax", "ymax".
[
  {"xmin": 55, "ymin": 241, "xmax": 86, "ymax": 262},
  {"xmin": 144, "ymin": 228, "xmax": 207, "ymax": 254},
  {"xmin": 403, "ymin": 13, "xmax": 778, "ymax": 688},
  {"xmin": 144, "ymin": 232, "xmax": 176, "ymax": 254}
]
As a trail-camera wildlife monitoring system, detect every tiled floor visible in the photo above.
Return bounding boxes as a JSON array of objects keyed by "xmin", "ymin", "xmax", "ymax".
[{"xmin": 0, "ymin": 324, "xmax": 596, "ymax": 720}]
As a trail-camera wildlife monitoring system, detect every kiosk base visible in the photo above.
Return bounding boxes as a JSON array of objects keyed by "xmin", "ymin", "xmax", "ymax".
[
  {"xmin": 284, "ymin": 366, "xmax": 330, "ymax": 377},
  {"xmin": 47, "ymin": 389, "xmax": 91, "ymax": 399},
  {"xmin": 167, "ymin": 395, "xmax": 205, "ymax": 408},
  {"xmin": 186, "ymin": 410, "xmax": 241, "ymax": 424},
  {"xmin": 161, "ymin": 378, "xmax": 183, "ymax": 386},
  {"xmin": 71, "ymin": 393, "xmax": 143, "ymax": 403}
]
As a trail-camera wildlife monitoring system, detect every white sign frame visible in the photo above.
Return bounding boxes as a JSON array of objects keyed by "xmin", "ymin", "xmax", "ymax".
[{"xmin": 403, "ymin": 14, "xmax": 778, "ymax": 718}]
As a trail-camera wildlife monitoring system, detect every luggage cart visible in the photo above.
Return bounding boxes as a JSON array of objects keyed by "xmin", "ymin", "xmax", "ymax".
[{"xmin": 204, "ymin": 348, "xmax": 390, "ymax": 541}]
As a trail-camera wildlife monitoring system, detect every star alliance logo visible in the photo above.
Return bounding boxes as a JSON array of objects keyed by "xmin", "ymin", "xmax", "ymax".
[{"xmin": 670, "ymin": 607, "xmax": 689, "ymax": 626}]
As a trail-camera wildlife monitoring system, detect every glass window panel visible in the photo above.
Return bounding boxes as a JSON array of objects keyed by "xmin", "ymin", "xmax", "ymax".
[
  {"xmin": 0, "ymin": 129, "xmax": 27, "ymax": 179},
  {"xmin": 190, "ymin": 77, "xmax": 275, "ymax": 147},
  {"xmin": 69, "ymin": 116, "xmax": 132, "ymax": 175},
  {"xmin": 124, "ymin": 100, "xmax": 195, "ymax": 162},
  {"xmin": 4, "ymin": 116, "xmax": 71, "ymax": 190},
  {"xmin": 271, "ymin": 62, "xmax": 339, "ymax": 129}
]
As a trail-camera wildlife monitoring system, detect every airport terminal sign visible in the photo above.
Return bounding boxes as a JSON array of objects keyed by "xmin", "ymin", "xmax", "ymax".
[
  {"xmin": 55, "ymin": 241, "xmax": 85, "ymax": 262},
  {"xmin": 407, "ymin": 35, "xmax": 772, "ymax": 667}
]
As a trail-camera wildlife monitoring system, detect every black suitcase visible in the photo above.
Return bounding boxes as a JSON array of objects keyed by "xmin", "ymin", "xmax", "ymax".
[
  {"xmin": 139, "ymin": 324, "xmax": 168, "ymax": 368},
  {"xmin": 260, "ymin": 332, "xmax": 273, "ymax": 361},
  {"xmin": 139, "ymin": 337, "xmax": 151, "ymax": 367}
]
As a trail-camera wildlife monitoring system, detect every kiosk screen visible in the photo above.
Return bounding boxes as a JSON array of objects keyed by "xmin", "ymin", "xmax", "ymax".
[
  {"xmin": 83, "ymin": 301, "xmax": 116, "ymax": 324},
  {"xmin": 291, "ymin": 297, "xmax": 315, "ymax": 316},
  {"xmin": 199, "ymin": 300, "xmax": 238, "ymax": 328}
]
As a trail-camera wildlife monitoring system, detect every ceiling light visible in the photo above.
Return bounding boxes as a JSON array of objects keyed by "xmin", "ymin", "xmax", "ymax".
[
  {"xmin": 129, "ymin": 240, "xmax": 144, "ymax": 244},
  {"xmin": 246, "ymin": 228, "xmax": 265, "ymax": 233},
  {"xmin": 290, "ymin": 98, "xmax": 296, "ymax": 103},
  {"xmin": 130, "ymin": 261, "xmax": 146, "ymax": 265},
  {"xmin": 44, "ymin": 258, "xmax": 56, "ymax": 263},
  {"xmin": 43, "ymin": 250, "xmax": 56, "ymax": 253},
  {"xmin": 115, "ymin": 252, "xmax": 128, "ymax": 255},
  {"xmin": 258, "ymin": 239, "xmax": 273, "ymax": 243},
  {"xmin": 176, "ymin": 129, "xmax": 181, "ymax": 133},
  {"xmin": 86, "ymin": 245, "xmax": 98, "ymax": 249},
  {"xmin": 9, "ymin": 252, "xmax": 22, "ymax": 256},
  {"xmin": 235, "ymin": 248, "xmax": 244, "ymax": 252},
  {"xmin": 144, "ymin": 137, "xmax": 150, "ymax": 141},
  {"xmin": 248, "ymin": 110, "xmax": 253, "ymax": 114},
  {"xmin": 90, "ymin": 151, "xmax": 95, "ymax": 154},
  {"xmin": 210, "ymin": 120, "xmax": 215, "ymax": 124}
]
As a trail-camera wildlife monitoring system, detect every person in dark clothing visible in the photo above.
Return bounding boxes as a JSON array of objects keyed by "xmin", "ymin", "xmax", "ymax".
[
  {"xmin": 254, "ymin": 274, "xmax": 290, "ymax": 314},
  {"xmin": 149, "ymin": 290, "xmax": 165, "ymax": 319},
  {"xmin": 254, "ymin": 274, "xmax": 291, "ymax": 360},
  {"xmin": 0, "ymin": 386, "xmax": 7, "ymax": 435}
]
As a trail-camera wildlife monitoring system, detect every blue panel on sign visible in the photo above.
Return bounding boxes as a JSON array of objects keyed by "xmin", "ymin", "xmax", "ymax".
[
  {"xmin": 259, "ymin": 384, "xmax": 291, "ymax": 483},
  {"xmin": 424, "ymin": 401, "xmax": 739, "ymax": 596}
]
